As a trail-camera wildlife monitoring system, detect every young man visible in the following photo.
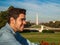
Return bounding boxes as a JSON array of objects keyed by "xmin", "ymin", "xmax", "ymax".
[{"xmin": 0, "ymin": 7, "xmax": 39, "ymax": 45}]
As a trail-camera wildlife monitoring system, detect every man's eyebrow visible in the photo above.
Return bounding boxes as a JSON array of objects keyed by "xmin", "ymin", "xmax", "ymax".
[{"xmin": 21, "ymin": 18, "xmax": 26, "ymax": 20}]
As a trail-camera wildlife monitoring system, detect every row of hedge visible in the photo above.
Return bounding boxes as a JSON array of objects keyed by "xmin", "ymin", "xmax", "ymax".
[
  {"xmin": 42, "ymin": 30, "xmax": 55, "ymax": 33},
  {"xmin": 20, "ymin": 29, "xmax": 55, "ymax": 33}
]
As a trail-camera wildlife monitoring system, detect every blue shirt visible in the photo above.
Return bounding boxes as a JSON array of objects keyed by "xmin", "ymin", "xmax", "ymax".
[{"xmin": 0, "ymin": 23, "xmax": 39, "ymax": 45}]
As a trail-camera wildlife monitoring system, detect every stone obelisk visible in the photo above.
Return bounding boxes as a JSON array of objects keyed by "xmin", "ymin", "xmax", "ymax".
[{"xmin": 36, "ymin": 13, "xmax": 38, "ymax": 25}]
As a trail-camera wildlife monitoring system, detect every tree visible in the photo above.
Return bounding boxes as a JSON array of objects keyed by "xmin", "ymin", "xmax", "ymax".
[
  {"xmin": 41, "ymin": 21, "xmax": 60, "ymax": 28},
  {"xmin": 24, "ymin": 21, "xmax": 31, "ymax": 28},
  {"xmin": 0, "ymin": 6, "xmax": 14, "ymax": 28},
  {"xmin": 8, "ymin": 6, "xmax": 14, "ymax": 11}
]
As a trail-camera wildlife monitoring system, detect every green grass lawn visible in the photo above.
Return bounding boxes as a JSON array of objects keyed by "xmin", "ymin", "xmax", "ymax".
[{"xmin": 20, "ymin": 32, "xmax": 60, "ymax": 45}]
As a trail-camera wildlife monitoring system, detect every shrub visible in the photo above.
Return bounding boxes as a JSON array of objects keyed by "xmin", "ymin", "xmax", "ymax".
[
  {"xmin": 20, "ymin": 29, "xmax": 31, "ymax": 33},
  {"xmin": 20, "ymin": 29, "xmax": 39, "ymax": 33},
  {"xmin": 42, "ymin": 30, "xmax": 55, "ymax": 33}
]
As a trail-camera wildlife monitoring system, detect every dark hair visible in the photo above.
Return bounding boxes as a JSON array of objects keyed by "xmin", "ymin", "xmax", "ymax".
[{"xmin": 7, "ymin": 7, "xmax": 26, "ymax": 24}]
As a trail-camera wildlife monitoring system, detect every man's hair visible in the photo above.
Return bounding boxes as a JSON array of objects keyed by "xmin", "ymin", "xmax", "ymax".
[{"xmin": 7, "ymin": 7, "xmax": 26, "ymax": 24}]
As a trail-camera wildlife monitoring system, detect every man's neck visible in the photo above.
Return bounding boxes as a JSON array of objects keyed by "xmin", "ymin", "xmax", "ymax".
[{"xmin": 9, "ymin": 23, "xmax": 17, "ymax": 32}]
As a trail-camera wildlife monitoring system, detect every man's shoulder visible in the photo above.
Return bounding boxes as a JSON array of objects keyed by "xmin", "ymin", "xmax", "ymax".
[
  {"xmin": 0, "ymin": 26, "xmax": 11, "ymax": 35},
  {"xmin": 0, "ymin": 25, "xmax": 8, "ymax": 33},
  {"xmin": 0, "ymin": 29, "xmax": 21, "ymax": 45},
  {"xmin": 0, "ymin": 27, "xmax": 15, "ymax": 41}
]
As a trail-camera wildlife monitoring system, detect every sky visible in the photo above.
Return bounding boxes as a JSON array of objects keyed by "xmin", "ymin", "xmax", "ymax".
[{"xmin": 0, "ymin": 0, "xmax": 60, "ymax": 23}]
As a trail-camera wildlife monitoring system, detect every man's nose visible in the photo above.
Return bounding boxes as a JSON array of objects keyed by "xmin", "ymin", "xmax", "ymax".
[{"xmin": 23, "ymin": 21, "xmax": 26, "ymax": 25}]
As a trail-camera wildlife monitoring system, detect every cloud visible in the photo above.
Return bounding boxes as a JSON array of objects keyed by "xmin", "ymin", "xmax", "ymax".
[
  {"xmin": 0, "ymin": 6, "xmax": 8, "ymax": 11},
  {"xmin": 0, "ymin": 0, "xmax": 16, "ymax": 1},
  {"xmin": 0, "ymin": 0, "xmax": 60, "ymax": 22}
]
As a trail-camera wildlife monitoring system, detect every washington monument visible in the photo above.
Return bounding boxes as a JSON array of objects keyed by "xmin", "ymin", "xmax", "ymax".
[{"xmin": 36, "ymin": 13, "xmax": 39, "ymax": 25}]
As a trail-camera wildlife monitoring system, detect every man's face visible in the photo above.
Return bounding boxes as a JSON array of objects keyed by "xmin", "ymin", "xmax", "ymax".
[{"xmin": 13, "ymin": 14, "xmax": 26, "ymax": 32}]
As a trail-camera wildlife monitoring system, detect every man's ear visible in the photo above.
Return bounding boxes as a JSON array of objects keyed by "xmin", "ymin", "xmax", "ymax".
[{"xmin": 10, "ymin": 17, "xmax": 15, "ymax": 24}]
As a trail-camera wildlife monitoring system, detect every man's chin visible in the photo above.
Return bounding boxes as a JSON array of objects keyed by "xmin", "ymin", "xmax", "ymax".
[
  {"xmin": 20, "ymin": 30, "xmax": 23, "ymax": 32},
  {"xmin": 19, "ymin": 29, "xmax": 24, "ymax": 32}
]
